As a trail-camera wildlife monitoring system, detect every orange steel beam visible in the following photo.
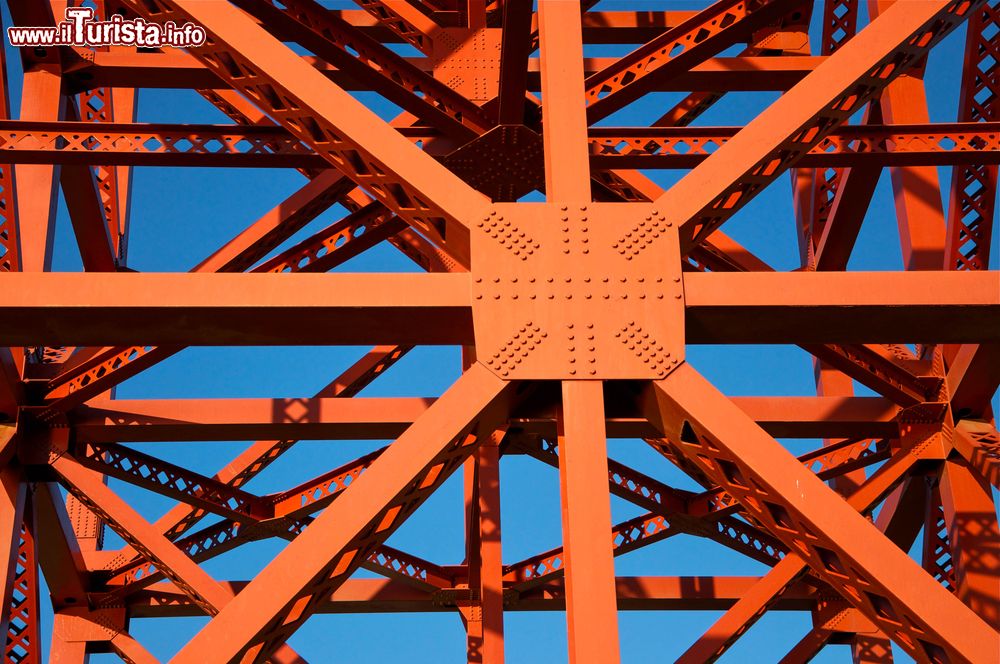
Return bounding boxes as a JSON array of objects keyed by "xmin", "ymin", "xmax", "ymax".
[
  {"xmin": 650, "ymin": 364, "xmax": 997, "ymax": 662},
  {"xmin": 653, "ymin": 0, "xmax": 978, "ymax": 254},
  {"xmin": 127, "ymin": 575, "xmax": 823, "ymax": 617},
  {"xmin": 0, "ymin": 271, "xmax": 996, "ymax": 346},
  {"xmin": 7, "ymin": 120, "xmax": 997, "ymax": 170},
  {"xmin": 71, "ymin": 51, "xmax": 827, "ymax": 92},
  {"xmin": 556, "ymin": 382, "xmax": 620, "ymax": 663},
  {"xmin": 167, "ymin": 364, "xmax": 513, "ymax": 662},
  {"xmin": 62, "ymin": 395, "xmax": 902, "ymax": 441},
  {"xmin": 117, "ymin": 0, "xmax": 489, "ymax": 268}
]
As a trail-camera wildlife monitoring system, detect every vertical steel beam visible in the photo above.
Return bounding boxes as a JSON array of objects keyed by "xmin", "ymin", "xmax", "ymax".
[
  {"xmin": 0, "ymin": 466, "xmax": 26, "ymax": 643},
  {"xmin": 15, "ymin": 68, "xmax": 62, "ymax": 272},
  {"xmin": 538, "ymin": 0, "xmax": 591, "ymax": 202},
  {"xmin": 463, "ymin": 431, "xmax": 505, "ymax": 663},
  {"xmin": 558, "ymin": 381, "xmax": 620, "ymax": 664},
  {"xmin": 496, "ymin": 0, "xmax": 534, "ymax": 125},
  {"xmin": 945, "ymin": 2, "xmax": 998, "ymax": 271}
]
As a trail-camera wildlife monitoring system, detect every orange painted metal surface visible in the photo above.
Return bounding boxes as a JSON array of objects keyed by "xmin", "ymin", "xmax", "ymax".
[{"xmin": 0, "ymin": 0, "xmax": 996, "ymax": 662}]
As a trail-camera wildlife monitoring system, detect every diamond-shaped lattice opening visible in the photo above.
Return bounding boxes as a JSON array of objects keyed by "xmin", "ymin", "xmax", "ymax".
[{"xmin": 143, "ymin": 138, "xmax": 163, "ymax": 151}]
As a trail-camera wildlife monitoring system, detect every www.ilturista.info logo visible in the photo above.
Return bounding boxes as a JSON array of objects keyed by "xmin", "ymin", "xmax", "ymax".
[{"xmin": 7, "ymin": 7, "xmax": 206, "ymax": 49}]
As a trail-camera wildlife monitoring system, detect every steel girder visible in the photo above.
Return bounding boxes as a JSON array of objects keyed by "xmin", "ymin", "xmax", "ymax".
[{"xmin": 0, "ymin": 0, "xmax": 996, "ymax": 662}]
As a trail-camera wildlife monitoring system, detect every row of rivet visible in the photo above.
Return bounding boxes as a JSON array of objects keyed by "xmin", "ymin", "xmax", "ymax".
[
  {"xmin": 478, "ymin": 210, "xmax": 538, "ymax": 260},
  {"xmin": 613, "ymin": 209, "xmax": 674, "ymax": 259},
  {"xmin": 486, "ymin": 323, "xmax": 546, "ymax": 377}
]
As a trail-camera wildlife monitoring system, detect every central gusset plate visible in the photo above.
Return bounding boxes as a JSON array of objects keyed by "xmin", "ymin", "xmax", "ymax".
[{"xmin": 470, "ymin": 202, "xmax": 685, "ymax": 380}]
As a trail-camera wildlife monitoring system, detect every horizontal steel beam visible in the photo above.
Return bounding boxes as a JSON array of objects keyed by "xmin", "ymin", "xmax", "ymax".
[
  {"xmin": 0, "ymin": 271, "xmax": 994, "ymax": 346},
  {"xmin": 70, "ymin": 52, "xmax": 822, "ymax": 93},
  {"xmin": 64, "ymin": 395, "xmax": 898, "ymax": 441},
  {"xmin": 4, "ymin": 121, "xmax": 992, "ymax": 171},
  {"xmin": 126, "ymin": 576, "xmax": 820, "ymax": 617},
  {"xmin": 683, "ymin": 271, "xmax": 999, "ymax": 344},
  {"xmin": 590, "ymin": 122, "xmax": 1000, "ymax": 169}
]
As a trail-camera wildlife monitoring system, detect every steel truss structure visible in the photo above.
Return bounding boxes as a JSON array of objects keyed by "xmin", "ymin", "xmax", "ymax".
[{"xmin": 0, "ymin": 0, "xmax": 997, "ymax": 661}]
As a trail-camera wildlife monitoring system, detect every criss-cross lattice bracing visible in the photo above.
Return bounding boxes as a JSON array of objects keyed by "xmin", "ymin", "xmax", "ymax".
[{"xmin": 0, "ymin": 0, "xmax": 996, "ymax": 662}]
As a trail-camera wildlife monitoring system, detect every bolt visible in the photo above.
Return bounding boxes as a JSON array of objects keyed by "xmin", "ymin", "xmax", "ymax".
[{"xmin": 675, "ymin": 294, "xmax": 682, "ymax": 299}]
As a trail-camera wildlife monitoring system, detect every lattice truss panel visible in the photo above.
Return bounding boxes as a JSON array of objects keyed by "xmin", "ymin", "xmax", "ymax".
[{"xmin": 0, "ymin": 0, "xmax": 996, "ymax": 662}]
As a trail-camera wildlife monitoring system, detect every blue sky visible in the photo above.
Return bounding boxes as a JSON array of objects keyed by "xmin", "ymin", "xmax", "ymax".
[{"xmin": 3, "ymin": 0, "xmax": 997, "ymax": 660}]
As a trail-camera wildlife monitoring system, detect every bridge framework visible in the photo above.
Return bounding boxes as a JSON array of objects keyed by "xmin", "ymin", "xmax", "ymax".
[{"xmin": 0, "ymin": 0, "xmax": 997, "ymax": 662}]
